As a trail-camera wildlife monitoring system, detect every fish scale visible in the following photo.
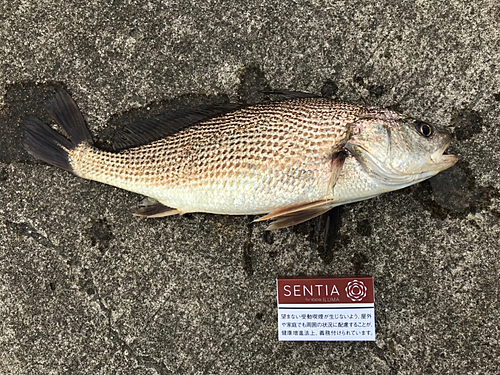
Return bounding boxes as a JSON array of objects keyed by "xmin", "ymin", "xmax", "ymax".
[
  {"xmin": 69, "ymin": 98, "xmax": 362, "ymax": 214},
  {"xmin": 22, "ymin": 88, "xmax": 457, "ymax": 229}
]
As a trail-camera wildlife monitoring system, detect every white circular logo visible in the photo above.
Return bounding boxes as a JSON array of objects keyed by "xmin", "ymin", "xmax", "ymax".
[{"xmin": 345, "ymin": 280, "xmax": 367, "ymax": 302}]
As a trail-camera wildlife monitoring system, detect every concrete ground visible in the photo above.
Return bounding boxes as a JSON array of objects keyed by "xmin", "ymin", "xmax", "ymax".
[{"xmin": 1, "ymin": 1, "xmax": 499, "ymax": 374}]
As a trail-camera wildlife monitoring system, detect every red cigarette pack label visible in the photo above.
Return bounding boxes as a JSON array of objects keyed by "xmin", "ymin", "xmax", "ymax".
[{"xmin": 277, "ymin": 277, "xmax": 375, "ymax": 341}]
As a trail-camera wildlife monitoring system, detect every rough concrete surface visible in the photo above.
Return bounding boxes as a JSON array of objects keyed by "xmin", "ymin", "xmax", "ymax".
[{"xmin": 1, "ymin": 1, "xmax": 499, "ymax": 374}]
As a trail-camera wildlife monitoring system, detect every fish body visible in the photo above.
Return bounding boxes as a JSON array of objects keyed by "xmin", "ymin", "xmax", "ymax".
[{"xmin": 22, "ymin": 89, "xmax": 457, "ymax": 229}]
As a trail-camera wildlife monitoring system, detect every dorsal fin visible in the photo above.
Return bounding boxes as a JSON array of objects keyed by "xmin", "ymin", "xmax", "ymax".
[{"xmin": 113, "ymin": 103, "xmax": 242, "ymax": 150}]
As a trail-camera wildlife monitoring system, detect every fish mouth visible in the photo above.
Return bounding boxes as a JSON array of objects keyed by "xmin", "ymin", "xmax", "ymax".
[{"xmin": 429, "ymin": 137, "xmax": 458, "ymax": 171}]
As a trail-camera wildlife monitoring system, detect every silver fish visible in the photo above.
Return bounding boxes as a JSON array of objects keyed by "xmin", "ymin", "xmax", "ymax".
[{"xmin": 22, "ymin": 88, "xmax": 457, "ymax": 229}]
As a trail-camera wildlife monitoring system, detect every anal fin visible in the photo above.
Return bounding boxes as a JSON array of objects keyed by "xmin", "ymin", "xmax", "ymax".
[
  {"xmin": 133, "ymin": 198, "xmax": 181, "ymax": 218},
  {"xmin": 254, "ymin": 200, "xmax": 334, "ymax": 230}
]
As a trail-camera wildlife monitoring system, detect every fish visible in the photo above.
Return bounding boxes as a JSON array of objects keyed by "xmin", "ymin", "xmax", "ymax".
[{"xmin": 21, "ymin": 88, "xmax": 458, "ymax": 229}]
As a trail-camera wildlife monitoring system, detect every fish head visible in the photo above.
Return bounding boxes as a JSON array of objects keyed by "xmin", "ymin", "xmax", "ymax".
[{"xmin": 345, "ymin": 109, "xmax": 458, "ymax": 187}]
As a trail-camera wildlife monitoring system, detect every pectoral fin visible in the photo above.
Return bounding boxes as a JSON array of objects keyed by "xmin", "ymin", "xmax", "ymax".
[
  {"xmin": 133, "ymin": 198, "xmax": 181, "ymax": 218},
  {"xmin": 328, "ymin": 150, "xmax": 348, "ymax": 193},
  {"xmin": 254, "ymin": 200, "xmax": 334, "ymax": 230}
]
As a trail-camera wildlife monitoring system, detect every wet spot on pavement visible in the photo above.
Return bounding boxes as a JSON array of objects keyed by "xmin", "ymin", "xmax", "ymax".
[
  {"xmin": 414, "ymin": 161, "xmax": 500, "ymax": 219},
  {"xmin": 321, "ymin": 79, "xmax": 339, "ymax": 98},
  {"xmin": 0, "ymin": 82, "xmax": 65, "ymax": 164},
  {"xmin": 237, "ymin": 65, "xmax": 271, "ymax": 105},
  {"xmin": 356, "ymin": 219, "xmax": 372, "ymax": 237},
  {"xmin": 429, "ymin": 165, "xmax": 470, "ymax": 212},
  {"xmin": 452, "ymin": 109, "xmax": 483, "ymax": 141},
  {"xmin": 89, "ymin": 218, "xmax": 114, "ymax": 251}
]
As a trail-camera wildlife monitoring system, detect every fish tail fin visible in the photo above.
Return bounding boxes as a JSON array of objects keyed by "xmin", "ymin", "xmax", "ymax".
[
  {"xmin": 21, "ymin": 88, "xmax": 94, "ymax": 172},
  {"xmin": 22, "ymin": 115, "xmax": 74, "ymax": 171}
]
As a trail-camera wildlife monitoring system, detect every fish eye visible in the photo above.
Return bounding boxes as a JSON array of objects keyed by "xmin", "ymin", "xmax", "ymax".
[{"xmin": 415, "ymin": 121, "xmax": 433, "ymax": 137}]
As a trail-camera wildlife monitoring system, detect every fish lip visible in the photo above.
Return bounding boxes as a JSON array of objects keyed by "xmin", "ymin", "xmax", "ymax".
[
  {"xmin": 429, "ymin": 137, "xmax": 458, "ymax": 169},
  {"xmin": 436, "ymin": 154, "xmax": 459, "ymax": 164}
]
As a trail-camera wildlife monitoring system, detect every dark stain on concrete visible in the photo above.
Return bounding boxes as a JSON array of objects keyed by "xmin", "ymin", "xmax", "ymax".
[
  {"xmin": 356, "ymin": 219, "xmax": 373, "ymax": 237},
  {"xmin": 237, "ymin": 65, "xmax": 271, "ymax": 105},
  {"xmin": 352, "ymin": 75, "xmax": 385, "ymax": 99},
  {"xmin": 353, "ymin": 75, "xmax": 365, "ymax": 85},
  {"xmin": 368, "ymin": 84, "xmax": 385, "ymax": 98},
  {"xmin": 414, "ymin": 160, "xmax": 500, "ymax": 219},
  {"xmin": 242, "ymin": 245, "xmax": 253, "ymax": 276},
  {"xmin": 0, "ymin": 167, "xmax": 8, "ymax": 181},
  {"xmin": 5, "ymin": 219, "xmax": 54, "ymax": 248},
  {"xmin": 263, "ymin": 231, "xmax": 274, "ymax": 245},
  {"xmin": 79, "ymin": 268, "xmax": 96, "ymax": 296},
  {"xmin": 242, "ymin": 221, "xmax": 254, "ymax": 277},
  {"xmin": 89, "ymin": 218, "xmax": 114, "ymax": 251},
  {"xmin": 321, "ymin": 79, "xmax": 339, "ymax": 98},
  {"xmin": 351, "ymin": 252, "xmax": 368, "ymax": 275},
  {"xmin": 430, "ymin": 164, "xmax": 470, "ymax": 212},
  {"xmin": 0, "ymin": 82, "xmax": 66, "ymax": 164},
  {"xmin": 451, "ymin": 109, "xmax": 483, "ymax": 141}
]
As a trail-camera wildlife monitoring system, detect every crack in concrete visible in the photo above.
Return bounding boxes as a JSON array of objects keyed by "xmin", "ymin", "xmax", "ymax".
[
  {"xmin": 371, "ymin": 342, "xmax": 399, "ymax": 375},
  {"xmin": 4, "ymin": 218, "xmax": 170, "ymax": 374},
  {"xmin": 86, "ymin": 272, "xmax": 170, "ymax": 375},
  {"xmin": 242, "ymin": 216, "xmax": 255, "ymax": 277},
  {"xmin": 4, "ymin": 220, "xmax": 54, "ymax": 248}
]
